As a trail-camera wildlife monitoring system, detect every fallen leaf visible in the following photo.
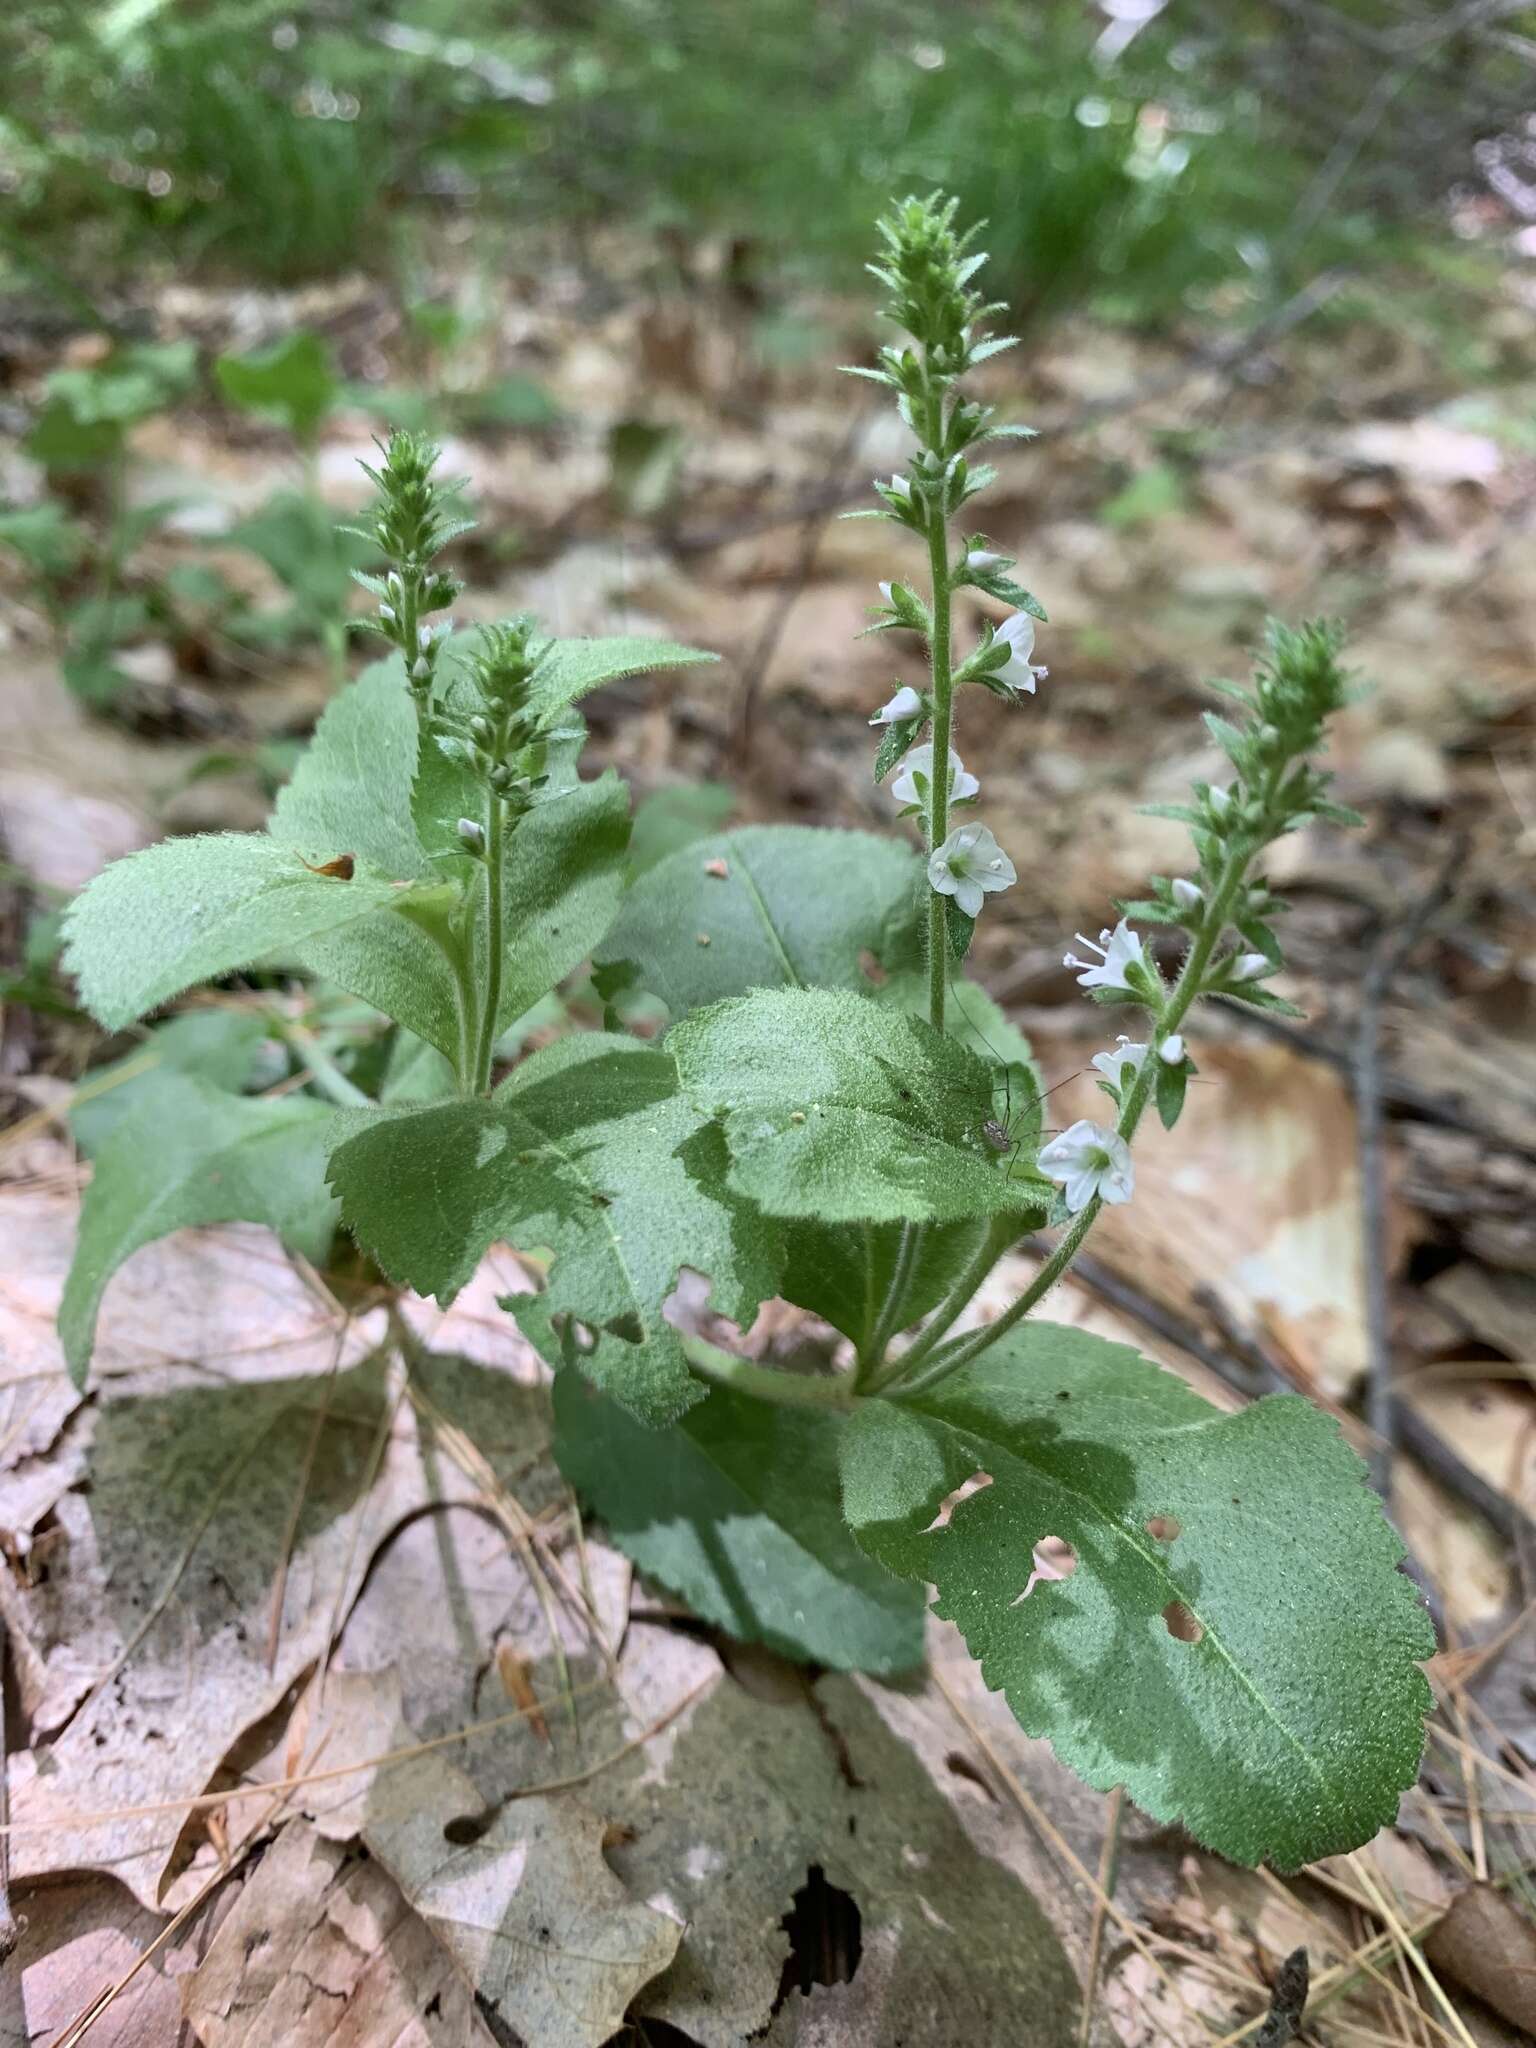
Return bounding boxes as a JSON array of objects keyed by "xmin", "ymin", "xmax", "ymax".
[{"xmin": 181, "ymin": 1819, "xmax": 498, "ymax": 2046}]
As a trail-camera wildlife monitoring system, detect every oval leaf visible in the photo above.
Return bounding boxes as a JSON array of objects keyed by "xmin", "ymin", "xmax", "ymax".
[
  {"xmin": 840, "ymin": 1323, "xmax": 1434, "ymax": 1869},
  {"xmin": 594, "ymin": 825, "xmax": 924, "ymax": 1019}
]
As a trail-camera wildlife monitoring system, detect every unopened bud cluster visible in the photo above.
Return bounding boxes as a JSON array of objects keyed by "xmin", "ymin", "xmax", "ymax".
[
  {"xmin": 352, "ymin": 431, "xmax": 467, "ymax": 703},
  {"xmin": 459, "ymin": 618, "xmax": 551, "ymax": 825}
]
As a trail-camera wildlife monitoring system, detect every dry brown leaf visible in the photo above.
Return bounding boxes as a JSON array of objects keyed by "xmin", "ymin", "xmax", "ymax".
[
  {"xmin": 0, "ymin": 1874, "xmax": 188, "ymax": 2048},
  {"xmin": 181, "ymin": 1819, "xmax": 497, "ymax": 2047},
  {"xmin": 281, "ymin": 1666, "xmax": 683, "ymax": 2048}
]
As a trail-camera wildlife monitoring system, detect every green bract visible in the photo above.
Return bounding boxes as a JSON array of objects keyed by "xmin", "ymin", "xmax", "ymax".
[{"xmin": 54, "ymin": 246, "xmax": 1433, "ymax": 1889}]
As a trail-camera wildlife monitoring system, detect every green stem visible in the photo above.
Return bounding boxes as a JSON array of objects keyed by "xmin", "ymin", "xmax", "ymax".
[
  {"xmin": 860, "ymin": 1219, "xmax": 922, "ymax": 1380},
  {"xmin": 866, "ymin": 1212, "xmax": 1015, "ymax": 1392},
  {"xmin": 266, "ymin": 1011, "xmax": 370, "ymax": 1109},
  {"xmin": 922, "ymin": 398, "xmax": 953, "ymax": 1038},
  {"xmin": 683, "ymin": 1336, "xmax": 859, "ymax": 1411},
  {"xmin": 470, "ymin": 794, "xmax": 507, "ymax": 1095},
  {"xmin": 891, "ymin": 812, "xmax": 1271, "ymax": 1397}
]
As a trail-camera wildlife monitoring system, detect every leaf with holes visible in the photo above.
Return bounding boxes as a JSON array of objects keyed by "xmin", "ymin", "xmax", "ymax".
[
  {"xmin": 593, "ymin": 825, "xmax": 924, "ymax": 1019},
  {"xmin": 839, "ymin": 1323, "xmax": 1434, "ymax": 1869},
  {"xmin": 327, "ymin": 1034, "xmax": 782, "ymax": 1424},
  {"xmin": 668, "ymin": 986, "xmax": 1051, "ymax": 1224},
  {"xmin": 552, "ymin": 1370, "xmax": 923, "ymax": 1672},
  {"xmin": 62, "ymin": 832, "xmax": 438, "ymax": 1032},
  {"xmin": 60, "ymin": 1071, "xmax": 338, "ymax": 1383}
]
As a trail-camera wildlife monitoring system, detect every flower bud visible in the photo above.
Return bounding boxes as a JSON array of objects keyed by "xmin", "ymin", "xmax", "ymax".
[
  {"xmin": 1159, "ymin": 1034, "xmax": 1185, "ymax": 1064},
  {"xmin": 1230, "ymin": 952, "xmax": 1271, "ymax": 982},
  {"xmin": 456, "ymin": 817, "xmax": 485, "ymax": 853},
  {"xmin": 379, "ymin": 604, "xmax": 396, "ymax": 624},
  {"xmin": 1207, "ymin": 784, "xmax": 1232, "ymax": 821},
  {"xmin": 469, "ymin": 715, "xmax": 493, "ymax": 744},
  {"xmin": 410, "ymin": 656, "xmax": 431, "ymax": 683},
  {"xmin": 1171, "ymin": 878, "xmax": 1202, "ymax": 910}
]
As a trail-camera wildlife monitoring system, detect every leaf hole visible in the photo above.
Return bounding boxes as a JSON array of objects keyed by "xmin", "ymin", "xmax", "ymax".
[
  {"xmin": 1162, "ymin": 1599, "xmax": 1204, "ymax": 1644},
  {"xmin": 442, "ymin": 1807, "xmax": 495, "ymax": 1846},
  {"xmin": 924, "ymin": 1470, "xmax": 993, "ymax": 1533},
  {"xmin": 1011, "ymin": 1536, "xmax": 1077, "ymax": 1604},
  {"xmin": 1145, "ymin": 1514, "xmax": 1182, "ymax": 1542},
  {"xmin": 776, "ymin": 1864, "xmax": 862, "ymax": 2003}
]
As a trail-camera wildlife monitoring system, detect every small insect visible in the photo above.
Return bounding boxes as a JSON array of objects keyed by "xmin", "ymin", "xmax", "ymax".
[
  {"xmin": 299, "ymin": 852, "xmax": 356, "ymax": 880},
  {"xmin": 981, "ymin": 1117, "xmax": 1011, "ymax": 1151}
]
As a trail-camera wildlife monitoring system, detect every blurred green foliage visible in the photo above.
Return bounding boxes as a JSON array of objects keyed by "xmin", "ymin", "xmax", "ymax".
[{"xmin": 1, "ymin": 0, "xmax": 1519, "ymax": 335}]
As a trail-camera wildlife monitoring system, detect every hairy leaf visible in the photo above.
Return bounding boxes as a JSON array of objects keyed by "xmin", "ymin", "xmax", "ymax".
[
  {"xmin": 594, "ymin": 824, "xmax": 924, "ymax": 1019},
  {"xmin": 68, "ymin": 1010, "xmax": 268, "ymax": 1156},
  {"xmin": 668, "ymin": 986, "xmax": 1050, "ymax": 1223},
  {"xmin": 270, "ymin": 657, "xmax": 434, "ymax": 879},
  {"xmin": 63, "ymin": 832, "xmax": 431, "ymax": 1031},
  {"xmin": 528, "ymin": 634, "xmax": 718, "ymax": 723},
  {"xmin": 552, "ymin": 1370, "xmax": 923, "ymax": 1672},
  {"xmin": 840, "ymin": 1324, "xmax": 1434, "ymax": 1868},
  {"xmin": 327, "ymin": 1035, "xmax": 782, "ymax": 1423},
  {"xmin": 60, "ymin": 1072, "xmax": 338, "ymax": 1382}
]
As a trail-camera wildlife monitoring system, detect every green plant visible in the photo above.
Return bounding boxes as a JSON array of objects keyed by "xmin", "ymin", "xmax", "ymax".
[{"xmin": 60, "ymin": 205, "xmax": 1432, "ymax": 1873}]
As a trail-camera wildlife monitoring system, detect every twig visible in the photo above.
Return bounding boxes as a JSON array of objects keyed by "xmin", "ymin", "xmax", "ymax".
[
  {"xmin": 1355, "ymin": 845, "xmax": 1466, "ymax": 1498},
  {"xmin": 1078, "ymin": 1785, "xmax": 1124, "ymax": 2047},
  {"xmin": 0, "ymin": 1616, "xmax": 17, "ymax": 1967},
  {"xmin": 732, "ymin": 397, "xmax": 879, "ymax": 768}
]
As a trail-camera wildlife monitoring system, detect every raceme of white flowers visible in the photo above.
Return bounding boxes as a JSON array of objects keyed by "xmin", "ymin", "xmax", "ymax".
[
  {"xmin": 927, "ymin": 822, "xmax": 1017, "ymax": 919},
  {"xmin": 1038, "ymin": 1120, "xmax": 1135, "ymax": 1214}
]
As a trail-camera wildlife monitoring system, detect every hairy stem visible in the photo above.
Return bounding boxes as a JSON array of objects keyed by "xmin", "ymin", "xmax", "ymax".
[
  {"xmin": 265, "ymin": 1010, "xmax": 370, "ymax": 1109},
  {"xmin": 865, "ymin": 1212, "xmax": 1015, "ymax": 1391},
  {"xmin": 860, "ymin": 1219, "xmax": 922, "ymax": 1380},
  {"xmin": 684, "ymin": 1336, "xmax": 859, "ymax": 1411},
  {"xmin": 923, "ymin": 400, "xmax": 953, "ymax": 1036},
  {"xmin": 471, "ymin": 794, "xmax": 507, "ymax": 1095}
]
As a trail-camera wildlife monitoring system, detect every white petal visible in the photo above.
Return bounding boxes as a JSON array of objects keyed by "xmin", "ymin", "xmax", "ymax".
[{"xmin": 954, "ymin": 877, "xmax": 984, "ymax": 917}]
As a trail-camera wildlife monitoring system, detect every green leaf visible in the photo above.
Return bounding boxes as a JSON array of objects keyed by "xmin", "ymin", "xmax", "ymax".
[
  {"xmin": 60, "ymin": 1072, "xmax": 338, "ymax": 1383},
  {"xmin": 840, "ymin": 1324, "xmax": 1434, "ymax": 1869},
  {"xmin": 668, "ymin": 986, "xmax": 1049, "ymax": 1224},
  {"xmin": 327, "ymin": 1034, "xmax": 782, "ymax": 1424},
  {"xmin": 69, "ymin": 1010, "xmax": 268, "ymax": 1156},
  {"xmin": 0, "ymin": 502, "xmax": 91, "ymax": 578},
  {"xmin": 215, "ymin": 332, "xmax": 338, "ymax": 443},
  {"xmin": 1155, "ymin": 1058, "xmax": 1190, "ymax": 1131},
  {"xmin": 878, "ymin": 969, "xmax": 1045, "ymax": 1163},
  {"xmin": 493, "ymin": 773, "xmax": 632, "ymax": 1036},
  {"xmin": 552, "ymin": 1370, "xmax": 923, "ymax": 1673},
  {"xmin": 62, "ymin": 832, "xmax": 435, "ymax": 1032},
  {"xmin": 528, "ymin": 635, "xmax": 718, "ymax": 725},
  {"xmin": 627, "ymin": 781, "xmax": 735, "ymax": 877},
  {"xmin": 594, "ymin": 825, "xmax": 924, "ymax": 1020},
  {"xmin": 781, "ymin": 1216, "xmax": 989, "ymax": 1351},
  {"xmin": 270, "ymin": 659, "xmax": 435, "ymax": 879}
]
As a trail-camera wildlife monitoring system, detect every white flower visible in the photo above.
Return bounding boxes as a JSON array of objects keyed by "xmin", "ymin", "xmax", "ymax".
[
  {"xmin": 1171, "ymin": 878, "xmax": 1202, "ymax": 910},
  {"xmin": 1158, "ymin": 1033, "xmax": 1185, "ymax": 1064},
  {"xmin": 965, "ymin": 547, "xmax": 1007, "ymax": 574},
  {"xmin": 885, "ymin": 474, "xmax": 912, "ymax": 504},
  {"xmin": 928, "ymin": 822, "xmax": 1016, "ymax": 919},
  {"xmin": 891, "ymin": 742, "xmax": 980, "ymax": 808},
  {"xmin": 871, "ymin": 685, "xmax": 922, "ymax": 726},
  {"xmin": 1230, "ymin": 952, "xmax": 1272, "ymax": 982},
  {"xmin": 878, "ymin": 580, "xmax": 894, "ymax": 605},
  {"xmin": 1064, "ymin": 919, "xmax": 1149, "ymax": 994},
  {"xmin": 1091, "ymin": 1036, "xmax": 1146, "ymax": 1092},
  {"xmin": 1038, "ymin": 1120, "xmax": 1135, "ymax": 1213},
  {"xmin": 993, "ymin": 611, "xmax": 1047, "ymax": 695}
]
